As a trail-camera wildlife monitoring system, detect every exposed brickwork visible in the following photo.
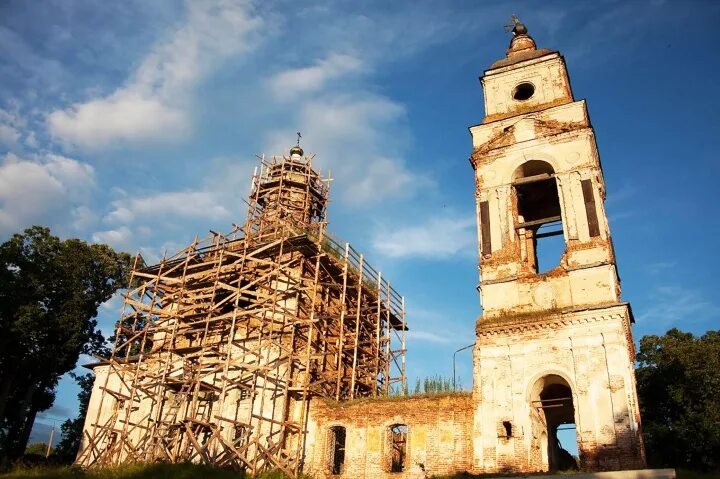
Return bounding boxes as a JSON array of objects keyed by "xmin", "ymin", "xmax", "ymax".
[
  {"xmin": 472, "ymin": 304, "xmax": 645, "ymax": 473},
  {"xmin": 304, "ymin": 394, "xmax": 474, "ymax": 478},
  {"xmin": 299, "ymin": 24, "xmax": 647, "ymax": 478}
]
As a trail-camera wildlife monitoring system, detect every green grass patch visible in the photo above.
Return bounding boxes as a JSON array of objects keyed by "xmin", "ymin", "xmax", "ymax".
[{"xmin": 0, "ymin": 463, "xmax": 304, "ymax": 479}]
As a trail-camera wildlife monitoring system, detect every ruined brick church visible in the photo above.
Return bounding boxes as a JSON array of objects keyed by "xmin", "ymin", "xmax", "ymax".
[{"xmin": 78, "ymin": 20, "xmax": 647, "ymax": 478}]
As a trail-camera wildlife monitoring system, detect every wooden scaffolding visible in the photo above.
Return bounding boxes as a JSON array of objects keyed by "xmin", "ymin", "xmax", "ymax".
[{"xmin": 76, "ymin": 152, "xmax": 407, "ymax": 476}]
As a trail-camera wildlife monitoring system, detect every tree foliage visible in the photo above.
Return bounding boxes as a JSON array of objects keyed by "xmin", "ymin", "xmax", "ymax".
[
  {"xmin": 0, "ymin": 226, "xmax": 131, "ymax": 461},
  {"xmin": 412, "ymin": 375, "xmax": 456, "ymax": 395},
  {"xmin": 636, "ymin": 328, "xmax": 720, "ymax": 471}
]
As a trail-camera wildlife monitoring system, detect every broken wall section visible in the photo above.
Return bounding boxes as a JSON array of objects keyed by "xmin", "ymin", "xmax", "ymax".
[{"xmin": 304, "ymin": 394, "xmax": 473, "ymax": 479}]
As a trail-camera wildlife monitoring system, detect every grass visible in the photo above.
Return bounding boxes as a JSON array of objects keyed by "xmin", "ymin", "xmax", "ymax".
[
  {"xmin": 0, "ymin": 463, "xmax": 299, "ymax": 479},
  {"xmin": 3, "ymin": 463, "xmax": 718, "ymax": 479}
]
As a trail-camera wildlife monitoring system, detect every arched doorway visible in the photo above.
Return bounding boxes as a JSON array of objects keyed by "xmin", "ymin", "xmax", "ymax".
[{"xmin": 529, "ymin": 374, "xmax": 579, "ymax": 471}]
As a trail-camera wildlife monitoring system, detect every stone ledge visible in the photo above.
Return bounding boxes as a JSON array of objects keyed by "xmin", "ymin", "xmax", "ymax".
[{"xmin": 476, "ymin": 470, "xmax": 675, "ymax": 479}]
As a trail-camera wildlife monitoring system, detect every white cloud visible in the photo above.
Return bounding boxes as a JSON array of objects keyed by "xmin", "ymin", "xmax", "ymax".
[
  {"xmin": 47, "ymin": 0, "xmax": 263, "ymax": 150},
  {"xmin": 104, "ymin": 191, "xmax": 231, "ymax": 225},
  {"xmin": 0, "ymin": 108, "xmax": 24, "ymax": 146},
  {"xmin": 372, "ymin": 216, "xmax": 476, "ymax": 259},
  {"xmin": 92, "ymin": 226, "xmax": 133, "ymax": 250},
  {"xmin": 47, "ymin": 94, "xmax": 189, "ymax": 148},
  {"xmin": 266, "ymin": 94, "xmax": 429, "ymax": 204},
  {"xmin": 269, "ymin": 53, "xmax": 364, "ymax": 100},
  {"xmin": 0, "ymin": 153, "xmax": 96, "ymax": 237},
  {"xmin": 406, "ymin": 330, "xmax": 452, "ymax": 344},
  {"xmin": 94, "ymin": 156, "xmax": 254, "ymax": 254},
  {"xmin": 70, "ymin": 205, "xmax": 99, "ymax": 231}
]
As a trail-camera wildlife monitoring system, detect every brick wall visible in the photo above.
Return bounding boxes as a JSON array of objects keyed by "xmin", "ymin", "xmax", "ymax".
[{"xmin": 303, "ymin": 393, "xmax": 474, "ymax": 479}]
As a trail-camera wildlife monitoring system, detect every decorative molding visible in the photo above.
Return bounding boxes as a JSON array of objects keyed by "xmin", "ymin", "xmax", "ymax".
[{"xmin": 476, "ymin": 303, "xmax": 631, "ymax": 337}]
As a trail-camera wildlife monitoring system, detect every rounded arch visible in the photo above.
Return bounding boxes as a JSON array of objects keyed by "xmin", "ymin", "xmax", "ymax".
[
  {"xmin": 512, "ymin": 159, "xmax": 555, "ymax": 182},
  {"xmin": 510, "ymin": 157, "xmax": 566, "ymax": 274},
  {"xmin": 505, "ymin": 153, "xmax": 561, "ymax": 185},
  {"xmin": 526, "ymin": 369, "xmax": 575, "ymax": 402},
  {"xmin": 528, "ymin": 372, "xmax": 581, "ymax": 472}
]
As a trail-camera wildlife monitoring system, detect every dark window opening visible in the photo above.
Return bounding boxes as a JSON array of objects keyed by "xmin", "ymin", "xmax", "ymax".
[
  {"xmin": 513, "ymin": 82, "xmax": 535, "ymax": 101},
  {"xmin": 531, "ymin": 375, "xmax": 580, "ymax": 472},
  {"xmin": 390, "ymin": 424, "xmax": 408, "ymax": 473},
  {"xmin": 479, "ymin": 200, "xmax": 492, "ymax": 257},
  {"xmin": 581, "ymin": 179, "xmax": 600, "ymax": 237},
  {"xmin": 513, "ymin": 161, "xmax": 565, "ymax": 273},
  {"xmin": 503, "ymin": 421, "xmax": 512, "ymax": 438},
  {"xmin": 328, "ymin": 426, "xmax": 346, "ymax": 475}
]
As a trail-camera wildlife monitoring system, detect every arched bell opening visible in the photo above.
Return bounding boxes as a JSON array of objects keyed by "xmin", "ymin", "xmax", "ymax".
[
  {"xmin": 512, "ymin": 160, "xmax": 565, "ymax": 273},
  {"xmin": 529, "ymin": 374, "xmax": 580, "ymax": 472}
]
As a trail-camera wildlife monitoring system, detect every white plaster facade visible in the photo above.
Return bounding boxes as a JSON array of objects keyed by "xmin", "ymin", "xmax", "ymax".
[{"xmin": 469, "ymin": 26, "xmax": 646, "ymax": 472}]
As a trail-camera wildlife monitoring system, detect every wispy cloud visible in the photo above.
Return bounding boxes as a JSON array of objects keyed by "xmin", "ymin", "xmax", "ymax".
[
  {"xmin": 93, "ymin": 155, "xmax": 254, "ymax": 252},
  {"xmin": 636, "ymin": 284, "xmax": 720, "ymax": 330},
  {"xmin": 0, "ymin": 153, "xmax": 95, "ymax": 237},
  {"xmin": 406, "ymin": 330, "xmax": 452, "ymax": 344},
  {"xmin": 373, "ymin": 216, "xmax": 476, "ymax": 259},
  {"xmin": 47, "ymin": 0, "xmax": 263, "ymax": 150},
  {"xmin": 269, "ymin": 53, "xmax": 364, "ymax": 101},
  {"xmin": 646, "ymin": 261, "xmax": 676, "ymax": 275},
  {"xmin": 0, "ymin": 108, "xmax": 23, "ymax": 146},
  {"xmin": 265, "ymin": 93, "xmax": 429, "ymax": 204}
]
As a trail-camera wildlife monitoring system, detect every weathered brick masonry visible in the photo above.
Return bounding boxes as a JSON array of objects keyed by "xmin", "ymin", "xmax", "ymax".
[
  {"xmin": 304, "ymin": 394, "xmax": 474, "ymax": 478},
  {"xmin": 473, "ymin": 305, "xmax": 644, "ymax": 472}
]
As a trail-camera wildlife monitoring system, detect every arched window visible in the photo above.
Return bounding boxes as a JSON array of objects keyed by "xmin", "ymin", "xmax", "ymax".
[
  {"xmin": 388, "ymin": 424, "xmax": 408, "ymax": 473},
  {"xmin": 512, "ymin": 160, "xmax": 565, "ymax": 273},
  {"xmin": 529, "ymin": 375, "xmax": 580, "ymax": 472},
  {"xmin": 327, "ymin": 426, "xmax": 346, "ymax": 475}
]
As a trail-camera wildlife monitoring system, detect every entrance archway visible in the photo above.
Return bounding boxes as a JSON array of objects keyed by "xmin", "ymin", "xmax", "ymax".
[{"xmin": 529, "ymin": 374, "xmax": 579, "ymax": 471}]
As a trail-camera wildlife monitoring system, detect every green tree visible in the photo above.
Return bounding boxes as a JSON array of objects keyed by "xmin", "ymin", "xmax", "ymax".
[
  {"xmin": 54, "ymin": 373, "xmax": 94, "ymax": 462},
  {"xmin": 411, "ymin": 375, "xmax": 457, "ymax": 395},
  {"xmin": 636, "ymin": 328, "xmax": 720, "ymax": 471},
  {"xmin": 0, "ymin": 226, "xmax": 131, "ymax": 460}
]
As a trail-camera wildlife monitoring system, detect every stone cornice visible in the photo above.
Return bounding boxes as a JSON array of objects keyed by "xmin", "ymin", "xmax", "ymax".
[{"xmin": 476, "ymin": 302, "xmax": 631, "ymax": 336}]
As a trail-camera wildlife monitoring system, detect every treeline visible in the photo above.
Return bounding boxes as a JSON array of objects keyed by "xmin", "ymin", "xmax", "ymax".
[
  {"xmin": 0, "ymin": 227, "xmax": 131, "ymax": 467},
  {"xmin": 636, "ymin": 328, "xmax": 720, "ymax": 471},
  {"xmin": 411, "ymin": 374, "xmax": 459, "ymax": 394}
]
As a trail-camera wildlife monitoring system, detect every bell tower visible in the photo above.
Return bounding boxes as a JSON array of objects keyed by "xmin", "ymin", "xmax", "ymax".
[{"xmin": 470, "ymin": 18, "xmax": 645, "ymax": 472}]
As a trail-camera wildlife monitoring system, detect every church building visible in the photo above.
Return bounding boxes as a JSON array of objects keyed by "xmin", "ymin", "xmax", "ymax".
[{"xmin": 78, "ymin": 19, "xmax": 653, "ymax": 479}]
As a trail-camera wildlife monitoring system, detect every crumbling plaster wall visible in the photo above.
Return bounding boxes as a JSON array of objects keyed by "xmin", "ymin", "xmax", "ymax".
[
  {"xmin": 472, "ymin": 304, "xmax": 645, "ymax": 472},
  {"xmin": 470, "ymin": 98, "xmax": 618, "ymax": 318},
  {"xmin": 304, "ymin": 394, "xmax": 473, "ymax": 478},
  {"xmin": 481, "ymin": 53, "xmax": 572, "ymax": 121}
]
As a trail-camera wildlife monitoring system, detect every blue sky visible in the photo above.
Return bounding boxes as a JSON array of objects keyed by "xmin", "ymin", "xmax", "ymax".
[{"xmin": 1, "ymin": 0, "xmax": 719, "ymax": 447}]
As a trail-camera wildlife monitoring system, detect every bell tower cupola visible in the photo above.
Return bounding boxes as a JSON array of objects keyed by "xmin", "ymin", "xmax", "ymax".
[
  {"xmin": 470, "ymin": 16, "xmax": 618, "ymax": 318},
  {"xmin": 481, "ymin": 16, "xmax": 573, "ymax": 124}
]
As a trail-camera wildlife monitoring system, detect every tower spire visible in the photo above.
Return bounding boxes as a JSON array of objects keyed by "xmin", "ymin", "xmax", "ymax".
[
  {"xmin": 505, "ymin": 14, "xmax": 537, "ymax": 56},
  {"xmin": 289, "ymin": 131, "xmax": 304, "ymax": 157}
]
